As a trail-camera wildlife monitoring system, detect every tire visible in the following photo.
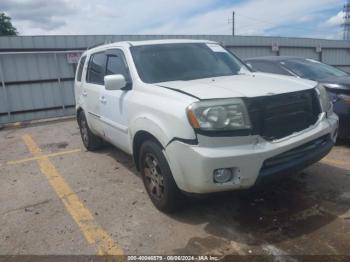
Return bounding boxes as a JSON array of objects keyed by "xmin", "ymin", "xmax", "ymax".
[
  {"xmin": 139, "ymin": 140, "xmax": 184, "ymax": 213},
  {"xmin": 78, "ymin": 111, "xmax": 103, "ymax": 151}
]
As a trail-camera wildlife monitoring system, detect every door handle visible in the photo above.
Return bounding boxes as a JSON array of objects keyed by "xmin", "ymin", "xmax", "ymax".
[
  {"xmin": 99, "ymin": 96, "xmax": 107, "ymax": 104},
  {"xmin": 82, "ymin": 90, "xmax": 87, "ymax": 97}
]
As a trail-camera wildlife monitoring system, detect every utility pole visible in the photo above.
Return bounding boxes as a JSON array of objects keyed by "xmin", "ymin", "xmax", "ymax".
[
  {"xmin": 343, "ymin": 0, "xmax": 350, "ymax": 40},
  {"xmin": 232, "ymin": 11, "xmax": 235, "ymax": 36},
  {"xmin": 228, "ymin": 11, "xmax": 235, "ymax": 36}
]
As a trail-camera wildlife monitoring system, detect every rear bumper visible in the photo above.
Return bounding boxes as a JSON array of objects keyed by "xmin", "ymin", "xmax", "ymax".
[{"xmin": 165, "ymin": 113, "xmax": 338, "ymax": 194}]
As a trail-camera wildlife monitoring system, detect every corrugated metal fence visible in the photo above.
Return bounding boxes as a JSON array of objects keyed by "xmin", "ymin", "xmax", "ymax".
[
  {"xmin": 1, "ymin": 35, "xmax": 350, "ymax": 125},
  {"xmin": 0, "ymin": 51, "xmax": 78, "ymax": 124}
]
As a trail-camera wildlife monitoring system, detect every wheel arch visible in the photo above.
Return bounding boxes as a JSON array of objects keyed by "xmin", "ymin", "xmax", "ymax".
[
  {"xmin": 76, "ymin": 107, "xmax": 83, "ymax": 126},
  {"xmin": 132, "ymin": 130, "xmax": 164, "ymax": 171}
]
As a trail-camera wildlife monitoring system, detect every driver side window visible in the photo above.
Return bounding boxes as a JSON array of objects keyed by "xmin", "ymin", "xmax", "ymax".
[{"xmin": 105, "ymin": 50, "xmax": 131, "ymax": 82}]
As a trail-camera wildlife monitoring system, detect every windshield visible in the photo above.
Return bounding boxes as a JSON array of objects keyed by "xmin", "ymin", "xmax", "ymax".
[
  {"xmin": 130, "ymin": 43, "xmax": 249, "ymax": 83},
  {"xmin": 280, "ymin": 59, "xmax": 348, "ymax": 81}
]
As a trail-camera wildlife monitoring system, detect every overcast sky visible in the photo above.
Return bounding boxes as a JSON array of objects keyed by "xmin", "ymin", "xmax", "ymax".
[{"xmin": 0, "ymin": 0, "xmax": 346, "ymax": 39}]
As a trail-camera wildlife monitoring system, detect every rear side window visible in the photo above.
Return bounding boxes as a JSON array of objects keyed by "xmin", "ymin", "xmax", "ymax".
[
  {"xmin": 86, "ymin": 52, "xmax": 106, "ymax": 85},
  {"xmin": 76, "ymin": 56, "xmax": 86, "ymax": 82}
]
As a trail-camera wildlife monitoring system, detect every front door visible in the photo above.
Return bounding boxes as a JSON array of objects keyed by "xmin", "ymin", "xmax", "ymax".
[
  {"xmin": 84, "ymin": 52, "xmax": 106, "ymax": 136},
  {"xmin": 99, "ymin": 49, "xmax": 132, "ymax": 153}
]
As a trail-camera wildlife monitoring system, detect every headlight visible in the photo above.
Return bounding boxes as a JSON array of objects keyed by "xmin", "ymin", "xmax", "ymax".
[
  {"xmin": 186, "ymin": 98, "xmax": 251, "ymax": 131},
  {"xmin": 315, "ymin": 84, "xmax": 332, "ymax": 113}
]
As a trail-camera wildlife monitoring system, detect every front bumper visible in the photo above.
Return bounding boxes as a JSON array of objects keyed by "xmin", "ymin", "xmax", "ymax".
[
  {"xmin": 330, "ymin": 94, "xmax": 350, "ymax": 138},
  {"xmin": 165, "ymin": 113, "xmax": 338, "ymax": 194},
  {"xmin": 338, "ymin": 115, "xmax": 350, "ymax": 139}
]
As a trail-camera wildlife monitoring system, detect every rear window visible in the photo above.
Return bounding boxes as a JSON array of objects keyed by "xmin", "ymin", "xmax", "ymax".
[
  {"xmin": 280, "ymin": 59, "xmax": 348, "ymax": 81},
  {"xmin": 247, "ymin": 60, "xmax": 291, "ymax": 76}
]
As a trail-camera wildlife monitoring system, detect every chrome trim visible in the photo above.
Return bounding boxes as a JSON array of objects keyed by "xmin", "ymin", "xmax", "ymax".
[{"xmin": 88, "ymin": 111, "xmax": 100, "ymax": 118}]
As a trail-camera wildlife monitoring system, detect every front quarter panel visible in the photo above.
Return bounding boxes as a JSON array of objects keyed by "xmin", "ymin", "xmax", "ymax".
[{"xmin": 128, "ymin": 84, "xmax": 198, "ymax": 150}]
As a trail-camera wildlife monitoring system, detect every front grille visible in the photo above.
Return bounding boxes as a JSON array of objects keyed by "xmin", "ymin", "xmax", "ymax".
[{"xmin": 246, "ymin": 89, "xmax": 321, "ymax": 140}]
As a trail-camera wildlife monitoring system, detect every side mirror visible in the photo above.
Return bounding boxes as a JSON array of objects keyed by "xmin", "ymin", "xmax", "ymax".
[{"xmin": 104, "ymin": 74, "xmax": 127, "ymax": 91}]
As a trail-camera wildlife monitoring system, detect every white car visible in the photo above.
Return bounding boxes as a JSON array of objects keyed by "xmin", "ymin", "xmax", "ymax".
[{"xmin": 74, "ymin": 39, "xmax": 338, "ymax": 212}]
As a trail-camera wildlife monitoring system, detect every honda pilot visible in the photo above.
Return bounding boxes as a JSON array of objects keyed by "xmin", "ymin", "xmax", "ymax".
[{"xmin": 74, "ymin": 40, "xmax": 338, "ymax": 212}]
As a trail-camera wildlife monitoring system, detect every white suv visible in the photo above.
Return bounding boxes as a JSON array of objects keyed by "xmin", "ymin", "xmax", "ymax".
[{"xmin": 75, "ymin": 39, "xmax": 338, "ymax": 212}]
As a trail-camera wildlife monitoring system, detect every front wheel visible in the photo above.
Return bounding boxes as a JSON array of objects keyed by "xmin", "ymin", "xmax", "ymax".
[{"xmin": 139, "ymin": 140, "xmax": 184, "ymax": 213}]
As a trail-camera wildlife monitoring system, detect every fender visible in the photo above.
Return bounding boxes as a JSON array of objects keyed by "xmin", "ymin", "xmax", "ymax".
[
  {"xmin": 129, "ymin": 115, "xmax": 172, "ymax": 151},
  {"xmin": 129, "ymin": 114, "xmax": 195, "ymax": 190}
]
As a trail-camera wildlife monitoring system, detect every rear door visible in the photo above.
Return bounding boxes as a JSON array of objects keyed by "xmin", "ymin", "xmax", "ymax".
[
  {"xmin": 84, "ymin": 52, "xmax": 107, "ymax": 136},
  {"xmin": 99, "ymin": 49, "xmax": 132, "ymax": 153},
  {"xmin": 74, "ymin": 55, "xmax": 86, "ymax": 108}
]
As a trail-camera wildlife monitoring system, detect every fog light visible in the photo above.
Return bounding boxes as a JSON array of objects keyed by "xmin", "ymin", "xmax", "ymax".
[{"xmin": 213, "ymin": 168, "xmax": 233, "ymax": 183}]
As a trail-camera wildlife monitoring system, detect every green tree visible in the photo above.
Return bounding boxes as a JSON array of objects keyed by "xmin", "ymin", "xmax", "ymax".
[{"xmin": 0, "ymin": 12, "xmax": 18, "ymax": 36}]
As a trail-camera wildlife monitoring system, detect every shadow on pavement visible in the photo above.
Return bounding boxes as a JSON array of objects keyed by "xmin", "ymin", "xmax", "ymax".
[
  {"xmin": 94, "ymin": 145, "xmax": 350, "ymax": 254},
  {"xmin": 171, "ymin": 163, "xmax": 350, "ymax": 254}
]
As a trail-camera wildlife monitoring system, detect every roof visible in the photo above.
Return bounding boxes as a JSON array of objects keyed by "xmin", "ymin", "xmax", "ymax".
[
  {"xmin": 244, "ymin": 56, "xmax": 307, "ymax": 62},
  {"xmin": 128, "ymin": 39, "xmax": 217, "ymax": 46},
  {"xmin": 85, "ymin": 39, "xmax": 217, "ymax": 54}
]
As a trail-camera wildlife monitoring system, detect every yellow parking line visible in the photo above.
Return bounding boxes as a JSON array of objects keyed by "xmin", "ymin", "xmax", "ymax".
[
  {"xmin": 6, "ymin": 149, "xmax": 81, "ymax": 165},
  {"xmin": 22, "ymin": 134, "xmax": 123, "ymax": 256}
]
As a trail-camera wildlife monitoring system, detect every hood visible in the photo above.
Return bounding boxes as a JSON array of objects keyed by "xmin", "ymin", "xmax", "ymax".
[
  {"xmin": 156, "ymin": 73, "xmax": 317, "ymax": 100},
  {"xmin": 320, "ymin": 76, "xmax": 350, "ymax": 91}
]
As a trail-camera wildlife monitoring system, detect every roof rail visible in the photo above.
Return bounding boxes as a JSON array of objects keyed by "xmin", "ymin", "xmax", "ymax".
[
  {"xmin": 87, "ymin": 41, "xmax": 133, "ymax": 50},
  {"xmin": 87, "ymin": 40, "xmax": 134, "ymax": 50}
]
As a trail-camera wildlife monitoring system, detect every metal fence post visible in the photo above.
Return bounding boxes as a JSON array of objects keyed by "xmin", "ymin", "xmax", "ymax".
[
  {"xmin": 53, "ymin": 53, "xmax": 66, "ymax": 116},
  {"xmin": 319, "ymin": 50, "xmax": 323, "ymax": 62},
  {"xmin": 0, "ymin": 56, "xmax": 11, "ymax": 123}
]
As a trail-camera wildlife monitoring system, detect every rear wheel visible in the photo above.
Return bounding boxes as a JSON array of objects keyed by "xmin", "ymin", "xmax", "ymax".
[
  {"xmin": 139, "ymin": 140, "xmax": 184, "ymax": 213},
  {"xmin": 78, "ymin": 111, "xmax": 103, "ymax": 151}
]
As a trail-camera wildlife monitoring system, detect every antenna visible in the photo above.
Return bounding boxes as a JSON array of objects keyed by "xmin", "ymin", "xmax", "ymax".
[{"xmin": 343, "ymin": 0, "xmax": 350, "ymax": 40}]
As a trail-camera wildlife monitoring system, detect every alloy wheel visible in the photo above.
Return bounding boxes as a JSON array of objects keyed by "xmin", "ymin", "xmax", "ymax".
[{"xmin": 143, "ymin": 153, "xmax": 165, "ymax": 200}]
